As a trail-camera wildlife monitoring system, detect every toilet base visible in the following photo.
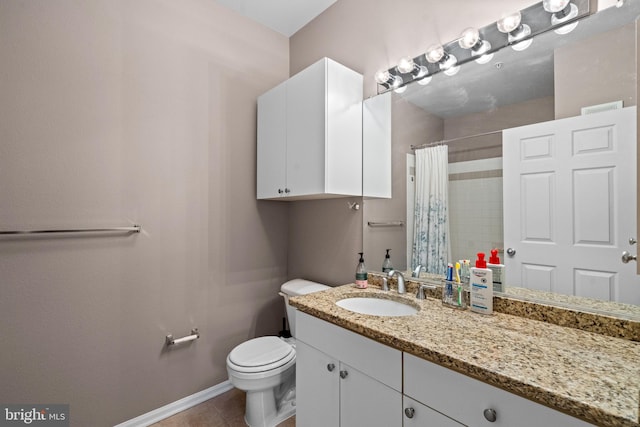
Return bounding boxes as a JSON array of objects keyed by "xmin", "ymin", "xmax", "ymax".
[{"xmin": 244, "ymin": 373, "xmax": 296, "ymax": 427}]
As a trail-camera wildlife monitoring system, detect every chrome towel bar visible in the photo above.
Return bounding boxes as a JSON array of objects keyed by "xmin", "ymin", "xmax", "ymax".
[
  {"xmin": 166, "ymin": 328, "xmax": 200, "ymax": 346},
  {"xmin": 0, "ymin": 225, "xmax": 141, "ymax": 236},
  {"xmin": 367, "ymin": 221, "xmax": 404, "ymax": 227}
]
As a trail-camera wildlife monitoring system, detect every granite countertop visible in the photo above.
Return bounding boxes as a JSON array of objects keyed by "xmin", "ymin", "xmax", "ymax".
[{"xmin": 290, "ymin": 283, "xmax": 640, "ymax": 427}]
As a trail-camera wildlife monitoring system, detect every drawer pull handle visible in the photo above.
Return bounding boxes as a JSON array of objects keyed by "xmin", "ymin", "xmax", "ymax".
[
  {"xmin": 327, "ymin": 363, "xmax": 335, "ymax": 372},
  {"xmin": 404, "ymin": 407, "xmax": 415, "ymax": 419},
  {"xmin": 483, "ymin": 408, "xmax": 497, "ymax": 422},
  {"xmin": 339, "ymin": 370, "xmax": 348, "ymax": 379}
]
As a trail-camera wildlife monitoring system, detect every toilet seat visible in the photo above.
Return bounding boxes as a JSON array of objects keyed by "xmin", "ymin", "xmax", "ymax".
[{"xmin": 228, "ymin": 336, "xmax": 295, "ymax": 374}]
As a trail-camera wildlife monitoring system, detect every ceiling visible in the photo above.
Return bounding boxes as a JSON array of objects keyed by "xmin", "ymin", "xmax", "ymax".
[{"xmin": 214, "ymin": 0, "xmax": 337, "ymax": 37}]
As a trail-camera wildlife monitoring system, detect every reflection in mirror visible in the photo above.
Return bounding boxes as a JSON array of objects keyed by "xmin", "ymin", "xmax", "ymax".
[{"xmin": 363, "ymin": 0, "xmax": 640, "ymax": 319}]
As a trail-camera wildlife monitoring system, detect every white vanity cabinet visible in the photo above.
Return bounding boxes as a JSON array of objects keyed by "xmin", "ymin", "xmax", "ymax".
[
  {"xmin": 403, "ymin": 353, "xmax": 595, "ymax": 427},
  {"xmin": 256, "ymin": 57, "xmax": 363, "ymax": 200},
  {"xmin": 295, "ymin": 311, "xmax": 402, "ymax": 427}
]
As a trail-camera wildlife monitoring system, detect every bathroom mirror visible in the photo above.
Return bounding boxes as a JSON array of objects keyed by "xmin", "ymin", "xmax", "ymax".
[{"xmin": 363, "ymin": 0, "xmax": 640, "ymax": 319}]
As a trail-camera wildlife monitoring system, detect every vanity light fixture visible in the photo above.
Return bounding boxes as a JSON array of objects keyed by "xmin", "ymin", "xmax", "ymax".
[
  {"xmin": 374, "ymin": 69, "xmax": 403, "ymax": 89},
  {"xmin": 543, "ymin": 0, "xmax": 579, "ymax": 34},
  {"xmin": 497, "ymin": 11, "xmax": 533, "ymax": 51},
  {"xmin": 373, "ymin": 0, "xmax": 592, "ymax": 94},
  {"xmin": 425, "ymin": 44, "xmax": 459, "ymax": 76},
  {"xmin": 397, "ymin": 57, "xmax": 429, "ymax": 79},
  {"xmin": 458, "ymin": 27, "xmax": 494, "ymax": 64}
]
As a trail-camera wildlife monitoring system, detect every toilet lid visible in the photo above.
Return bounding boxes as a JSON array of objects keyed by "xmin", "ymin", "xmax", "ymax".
[{"xmin": 228, "ymin": 337, "xmax": 294, "ymax": 373}]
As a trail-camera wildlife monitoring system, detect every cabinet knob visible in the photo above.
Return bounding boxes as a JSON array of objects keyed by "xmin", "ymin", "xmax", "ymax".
[
  {"xmin": 404, "ymin": 407, "xmax": 415, "ymax": 419},
  {"xmin": 483, "ymin": 408, "xmax": 497, "ymax": 422},
  {"xmin": 339, "ymin": 370, "xmax": 348, "ymax": 379},
  {"xmin": 277, "ymin": 189, "xmax": 284, "ymax": 194},
  {"xmin": 327, "ymin": 363, "xmax": 335, "ymax": 372},
  {"xmin": 284, "ymin": 188, "xmax": 291, "ymax": 194}
]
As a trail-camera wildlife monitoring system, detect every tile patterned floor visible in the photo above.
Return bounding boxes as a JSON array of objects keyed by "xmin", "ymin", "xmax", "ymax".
[{"xmin": 150, "ymin": 388, "xmax": 295, "ymax": 427}]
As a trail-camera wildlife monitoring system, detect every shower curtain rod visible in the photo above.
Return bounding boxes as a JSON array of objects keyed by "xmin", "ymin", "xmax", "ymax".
[{"xmin": 410, "ymin": 129, "xmax": 502, "ymax": 151}]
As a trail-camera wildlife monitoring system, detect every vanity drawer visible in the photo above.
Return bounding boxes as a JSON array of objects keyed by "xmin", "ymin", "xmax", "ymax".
[
  {"xmin": 296, "ymin": 311, "xmax": 401, "ymax": 391},
  {"xmin": 403, "ymin": 353, "xmax": 594, "ymax": 427}
]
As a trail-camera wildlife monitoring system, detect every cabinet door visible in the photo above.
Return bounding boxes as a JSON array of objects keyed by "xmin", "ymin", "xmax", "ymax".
[
  {"xmin": 340, "ymin": 362, "xmax": 402, "ymax": 427},
  {"xmin": 257, "ymin": 81, "xmax": 287, "ymax": 199},
  {"xmin": 404, "ymin": 354, "xmax": 594, "ymax": 427},
  {"xmin": 402, "ymin": 396, "xmax": 465, "ymax": 427},
  {"xmin": 286, "ymin": 59, "xmax": 326, "ymax": 197},
  {"xmin": 296, "ymin": 341, "xmax": 339, "ymax": 427}
]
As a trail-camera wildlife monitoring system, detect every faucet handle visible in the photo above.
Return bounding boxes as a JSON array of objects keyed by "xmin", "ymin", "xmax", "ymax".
[
  {"xmin": 382, "ymin": 277, "xmax": 389, "ymax": 291},
  {"xmin": 416, "ymin": 284, "xmax": 436, "ymax": 300}
]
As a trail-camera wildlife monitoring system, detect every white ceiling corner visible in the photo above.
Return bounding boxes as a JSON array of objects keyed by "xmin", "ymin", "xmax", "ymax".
[{"xmin": 214, "ymin": 0, "xmax": 337, "ymax": 37}]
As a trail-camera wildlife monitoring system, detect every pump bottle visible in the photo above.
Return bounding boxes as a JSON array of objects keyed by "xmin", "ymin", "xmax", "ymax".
[
  {"xmin": 469, "ymin": 252, "xmax": 493, "ymax": 315},
  {"xmin": 382, "ymin": 249, "xmax": 393, "ymax": 273},
  {"xmin": 355, "ymin": 252, "xmax": 368, "ymax": 289},
  {"xmin": 487, "ymin": 249, "xmax": 505, "ymax": 293}
]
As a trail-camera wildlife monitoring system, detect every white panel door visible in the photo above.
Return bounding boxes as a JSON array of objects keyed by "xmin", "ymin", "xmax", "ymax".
[{"xmin": 503, "ymin": 107, "xmax": 638, "ymax": 304}]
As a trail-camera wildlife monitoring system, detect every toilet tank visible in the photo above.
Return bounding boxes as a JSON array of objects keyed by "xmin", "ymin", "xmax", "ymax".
[{"xmin": 280, "ymin": 279, "xmax": 329, "ymax": 337}]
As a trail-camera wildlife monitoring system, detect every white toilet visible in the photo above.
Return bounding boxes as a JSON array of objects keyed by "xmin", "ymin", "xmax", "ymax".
[{"xmin": 226, "ymin": 279, "xmax": 329, "ymax": 427}]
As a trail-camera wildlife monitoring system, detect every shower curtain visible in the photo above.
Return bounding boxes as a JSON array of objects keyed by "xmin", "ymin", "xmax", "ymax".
[{"xmin": 411, "ymin": 145, "xmax": 451, "ymax": 276}]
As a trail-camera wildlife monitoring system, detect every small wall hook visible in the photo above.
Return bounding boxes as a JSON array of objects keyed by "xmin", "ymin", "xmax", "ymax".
[{"xmin": 348, "ymin": 202, "xmax": 360, "ymax": 211}]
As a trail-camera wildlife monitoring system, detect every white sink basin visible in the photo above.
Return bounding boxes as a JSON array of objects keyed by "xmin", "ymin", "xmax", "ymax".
[{"xmin": 336, "ymin": 297, "xmax": 418, "ymax": 317}]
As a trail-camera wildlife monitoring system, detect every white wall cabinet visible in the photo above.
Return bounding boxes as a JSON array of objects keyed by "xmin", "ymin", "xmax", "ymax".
[
  {"xmin": 257, "ymin": 58, "xmax": 363, "ymax": 200},
  {"xmin": 295, "ymin": 312, "xmax": 402, "ymax": 427},
  {"xmin": 403, "ymin": 353, "xmax": 595, "ymax": 427}
]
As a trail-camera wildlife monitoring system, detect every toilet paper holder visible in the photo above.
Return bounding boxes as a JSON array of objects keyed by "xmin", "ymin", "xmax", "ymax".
[{"xmin": 166, "ymin": 328, "xmax": 200, "ymax": 346}]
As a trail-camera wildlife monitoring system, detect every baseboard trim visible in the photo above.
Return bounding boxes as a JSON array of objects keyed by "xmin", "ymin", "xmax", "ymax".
[{"xmin": 114, "ymin": 380, "xmax": 234, "ymax": 427}]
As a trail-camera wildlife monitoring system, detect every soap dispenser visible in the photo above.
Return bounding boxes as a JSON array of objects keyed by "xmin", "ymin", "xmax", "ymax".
[
  {"xmin": 355, "ymin": 252, "xmax": 368, "ymax": 289},
  {"xmin": 487, "ymin": 249, "xmax": 505, "ymax": 293},
  {"xmin": 382, "ymin": 249, "xmax": 393, "ymax": 273},
  {"xmin": 469, "ymin": 252, "xmax": 493, "ymax": 315}
]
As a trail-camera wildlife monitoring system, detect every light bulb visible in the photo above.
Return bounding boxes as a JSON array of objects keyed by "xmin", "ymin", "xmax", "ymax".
[
  {"xmin": 397, "ymin": 57, "xmax": 415, "ymax": 74},
  {"xmin": 444, "ymin": 66, "xmax": 460, "ymax": 76},
  {"xmin": 394, "ymin": 85, "xmax": 407, "ymax": 94},
  {"xmin": 459, "ymin": 27, "xmax": 480, "ymax": 49},
  {"xmin": 508, "ymin": 23, "xmax": 532, "ymax": 50},
  {"xmin": 425, "ymin": 44, "xmax": 445, "ymax": 63},
  {"xmin": 475, "ymin": 53, "xmax": 494, "ymax": 64},
  {"xmin": 551, "ymin": 3, "xmax": 579, "ymax": 34},
  {"xmin": 439, "ymin": 54, "xmax": 457, "ymax": 71},
  {"xmin": 511, "ymin": 38, "xmax": 533, "ymax": 51},
  {"xmin": 497, "ymin": 12, "xmax": 522, "ymax": 33},
  {"xmin": 374, "ymin": 70, "xmax": 390, "ymax": 84},
  {"xmin": 543, "ymin": 0, "xmax": 570, "ymax": 13},
  {"xmin": 417, "ymin": 76, "xmax": 432, "ymax": 86}
]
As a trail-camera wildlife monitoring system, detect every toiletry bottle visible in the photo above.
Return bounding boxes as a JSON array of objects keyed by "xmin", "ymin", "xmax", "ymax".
[
  {"xmin": 355, "ymin": 252, "xmax": 368, "ymax": 289},
  {"xmin": 487, "ymin": 249, "xmax": 505, "ymax": 293},
  {"xmin": 469, "ymin": 252, "xmax": 493, "ymax": 315},
  {"xmin": 382, "ymin": 249, "xmax": 393, "ymax": 273}
]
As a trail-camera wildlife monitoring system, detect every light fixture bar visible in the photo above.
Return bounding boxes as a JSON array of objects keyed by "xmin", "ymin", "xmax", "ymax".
[{"xmin": 376, "ymin": 0, "xmax": 591, "ymax": 93}]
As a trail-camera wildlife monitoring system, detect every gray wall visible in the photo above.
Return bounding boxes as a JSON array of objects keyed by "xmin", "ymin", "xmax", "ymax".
[{"xmin": 0, "ymin": 0, "xmax": 289, "ymax": 425}]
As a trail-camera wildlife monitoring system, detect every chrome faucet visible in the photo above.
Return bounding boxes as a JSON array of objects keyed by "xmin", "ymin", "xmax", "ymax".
[
  {"xmin": 412, "ymin": 265, "xmax": 425, "ymax": 278},
  {"xmin": 387, "ymin": 270, "xmax": 406, "ymax": 294}
]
